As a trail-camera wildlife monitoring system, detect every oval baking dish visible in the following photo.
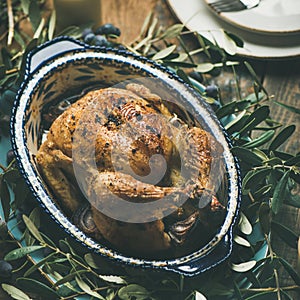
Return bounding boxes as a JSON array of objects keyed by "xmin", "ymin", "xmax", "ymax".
[{"xmin": 11, "ymin": 37, "xmax": 241, "ymax": 276}]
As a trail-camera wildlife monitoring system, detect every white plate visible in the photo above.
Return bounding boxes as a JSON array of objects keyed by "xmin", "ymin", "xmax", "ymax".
[
  {"xmin": 167, "ymin": 0, "xmax": 300, "ymax": 59},
  {"xmin": 205, "ymin": 0, "xmax": 300, "ymax": 35}
]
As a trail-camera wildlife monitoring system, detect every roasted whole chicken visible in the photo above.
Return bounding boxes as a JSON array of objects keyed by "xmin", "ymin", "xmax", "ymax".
[{"xmin": 36, "ymin": 83, "xmax": 225, "ymax": 257}]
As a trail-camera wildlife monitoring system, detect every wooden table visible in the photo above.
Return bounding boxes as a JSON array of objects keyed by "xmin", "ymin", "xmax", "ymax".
[
  {"xmin": 0, "ymin": 0, "xmax": 299, "ymax": 297},
  {"xmin": 100, "ymin": 0, "xmax": 300, "ymax": 288}
]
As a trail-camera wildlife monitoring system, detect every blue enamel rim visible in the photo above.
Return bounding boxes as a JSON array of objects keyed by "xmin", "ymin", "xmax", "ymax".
[{"xmin": 10, "ymin": 37, "xmax": 242, "ymax": 276}]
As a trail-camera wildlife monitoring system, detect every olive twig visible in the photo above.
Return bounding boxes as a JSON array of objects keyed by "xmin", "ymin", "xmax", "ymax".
[{"xmin": 6, "ymin": 0, "xmax": 14, "ymax": 45}]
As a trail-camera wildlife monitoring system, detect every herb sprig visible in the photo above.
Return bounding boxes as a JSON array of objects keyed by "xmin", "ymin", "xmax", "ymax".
[{"xmin": 0, "ymin": 2, "xmax": 300, "ymax": 300}]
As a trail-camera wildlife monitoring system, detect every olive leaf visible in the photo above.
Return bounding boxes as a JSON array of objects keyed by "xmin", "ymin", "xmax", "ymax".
[
  {"xmin": 28, "ymin": 0, "xmax": 41, "ymax": 31},
  {"xmin": 238, "ymin": 212, "xmax": 252, "ymax": 235},
  {"xmin": 57, "ymin": 25, "xmax": 82, "ymax": 38},
  {"xmin": 33, "ymin": 17, "xmax": 46, "ymax": 40},
  {"xmin": 53, "ymin": 270, "xmax": 87, "ymax": 287},
  {"xmin": 194, "ymin": 63, "xmax": 214, "ymax": 73},
  {"xmin": 84, "ymin": 253, "xmax": 101, "ymax": 269},
  {"xmin": 225, "ymin": 111, "xmax": 247, "ymax": 133},
  {"xmin": 13, "ymin": 29, "xmax": 26, "ymax": 49},
  {"xmin": 17, "ymin": 38, "xmax": 38, "ymax": 86},
  {"xmin": 16, "ymin": 277, "xmax": 59, "ymax": 300},
  {"xmin": 0, "ymin": 176, "xmax": 11, "ymax": 222},
  {"xmin": 23, "ymin": 214, "xmax": 45, "ymax": 244},
  {"xmin": 171, "ymin": 53, "xmax": 189, "ymax": 62},
  {"xmin": 45, "ymin": 261, "xmax": 70, "ymax": 275},
  {"xmin": 244, "ymin": 61, "xmax": 268, "ymax": 97},
  {"xmin": 118, "ymin": 284, "xmax": 152, "ymax": 300},
  {"xmin": 20, "ymin": 0, "xmax": 30, "ymax": 15},
  {"xmin": 244, "ymin": 291, "xmax": 277, "ymax": 299},
  {"xmin": 99, "ymin": 275, "xmax": 127, "ymax": 285},
  {"xmin": 195, "ymin": 290, "xmax": 208, "ymax": 300},
  {"xmin": 160, "ymin": 24, "xmax": 184, "ymax": 39},
  {"xmin": 258, "ymin": 202, "xmax": 271, "ymax": 235},
  {"xmin": 138, "ymin": 12, "xmax": 153, "ymax": 38},
  {"xmin": 284, "ymin": 154, "xmax": 300, "ymax": 166},
  {"xmin": 198, "ymin": 33, "xmax": 214, "ymax": 58},
  {"xmin": 58, "ymin": 239, "xmax": 85, "ymax": 263},
  {"xmin": 24, "ymin": 251, "xmax": 57, "ymax": 277},
  {"xmin": 253, "ymin": 185, "xmax": 272, "ymax": 199},
  {"xmin": 278, "ymin": 257, "xmax": 300, "ymax": 285},
  {"xmin": 106, "ymin": 288, "xmax": 116, "ymax": 300},
  {"xmin": 264, "ymin": 157, "xmax": 282, "ymax": 167},
  {"xmin": 4, "ymin": 245, "xmax": 45, "ymax": 261},
  {"xmin": 271, "ymin": 221, "xmax": 298, "ymax": 249},
  {"xmin": 75, "ymin": 276, "xmax": 105, "ymax": 300},
  {"xmin": 56, "ymin": 282, "xmax": 79, "ymax": 298},
  {"xmin": 271, "ymin": 170, "xmax": 291, "ymax": 214},
  {"xmin": 152, "ymin": 45, "xmax": 177, "ymax": 60},
  {"xmin": 222, "ymin": 30, "xmax": 237, "ymax": 56},
  {"xmin": 231, "ymin": 261, "xmax": 256, "ymax": 272},
  {"xmin": 233, "ymin": 280, "xmax": 243, "ymax": 300},
  {"xmin": 231, "ymin": 147, "xmax": 264, "ymax": 167},
  {"xmin": 253, "ymin": 148, "xmax": 269, "ymax": 161},
  {"xmin": 269, "ymin": 125, "xmax": 296, "ymax": 151},
  {"xmin": 1, "ymin": 48, "xmax": 13, "ymax": 69},
  {"xmin": 225, "ymin": 32, "xmax": 244, "ymax": 48},
  {"xmin": 242, "ymin": 168, "xmax": 271, "ymax": 192},
  {"xmin": 48, "ymin": 10, "xmax": 56, "ymax": 40},
  {"xmin": 216, "ymin": 101, "xmax": 237, "ymax": 119},
  {"xmin": 274, "ymin": 101, "xmax": 300, "ymax": 115},
  {"xmin": 237, "ymin": 106, "xmax": 270, "ymax": 137},
  {"xmin": 234, "ymin": 235, "xmax": 251, "ymax": 247},
  {"xmin": 243, "ymin": 130, "xmax": 275, "ymax": 149},
  {"xmin": 1, "ymin": 283, "xmax": 32, "ymax": 300},
  {"xmin": 244, "ymin": 271, "xmax": 261, "ymax": 288}
]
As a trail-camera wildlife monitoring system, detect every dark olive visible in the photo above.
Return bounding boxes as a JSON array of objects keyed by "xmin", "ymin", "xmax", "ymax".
[
  {"xmin": 117, "ymin": 45, "xmax": 127, "ymax": 50},
  {"xmin": 95, "ymin": 23, "xmax": 121, "ymax": 36},
  {"xmin": 205, "ymin": 84, "xmax": 219, "ymax": 99},
  {"xmin": 83, "ymin": 32, "xmax": 95, "ymax": 44},
  {"xmin": 0, "ymin": 260, "xmax": 13, "ymax": 278},
  {"xmin": 6, "ymin": 149, "xmax": 15, "ymax": 165},
  {"xmin": 93, "ymin": 35, "xmax": 109, "ymax": 47}
]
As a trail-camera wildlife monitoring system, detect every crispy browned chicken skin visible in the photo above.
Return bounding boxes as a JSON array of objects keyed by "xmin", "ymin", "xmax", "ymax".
[{"xmin": 36, "ymin": 84, "xmax": 224, "ymax": 255}]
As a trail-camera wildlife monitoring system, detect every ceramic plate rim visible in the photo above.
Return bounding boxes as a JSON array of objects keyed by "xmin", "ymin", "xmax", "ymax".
[
  {"xmin": 204, "ymin": 0, "xmax": 300, "ymax": 35},
  {"xmin": 167, "ymin": 0, "xmax": 300, "ymax": 59}
]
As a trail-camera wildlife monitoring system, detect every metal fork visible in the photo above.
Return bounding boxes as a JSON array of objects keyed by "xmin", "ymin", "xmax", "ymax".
[{"xmin": 208, "ymin": 0, "xmax": 260, "ymax": 13}]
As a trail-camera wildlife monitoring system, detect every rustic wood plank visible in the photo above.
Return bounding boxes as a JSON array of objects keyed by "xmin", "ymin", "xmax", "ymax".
[
  {"xmin": 101, "ymin": 0, "xmax": 157, "ymax": 44},
  {"xmin": 264, "ymin": 59, "xmax": 300, "ymax": 154}
]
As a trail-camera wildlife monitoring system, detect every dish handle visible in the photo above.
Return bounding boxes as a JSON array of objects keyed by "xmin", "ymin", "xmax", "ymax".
[
  {"xmin": 25, "ymin": 36, "xmax": 86, "ymax": 76},
  {"xmin": 165, "ymin": 233, "xmax": 232, "ymax": 277}
]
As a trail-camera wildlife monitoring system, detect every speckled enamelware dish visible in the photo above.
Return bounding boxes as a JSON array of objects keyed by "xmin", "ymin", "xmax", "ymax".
[{"xmin": 11, "ymin": 37, "xmax": 241, "ymax": 276}]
